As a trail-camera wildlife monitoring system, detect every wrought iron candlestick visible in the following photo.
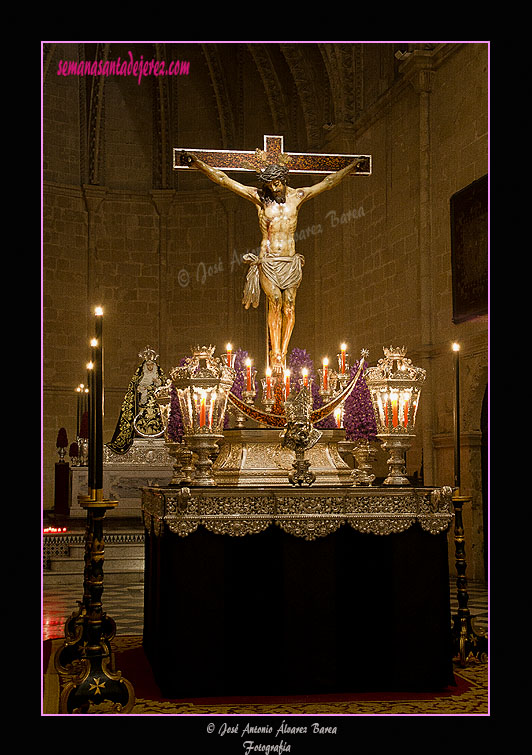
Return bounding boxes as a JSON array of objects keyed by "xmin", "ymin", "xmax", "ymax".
[
  {"xmin": 54, "ymin": 307, "xmax": 134, "ymax": 713},
  {"xmin": 55, "ymin": 499, "xmax": 135, "ymax": 713},
  {"xmin": 451, "ymin": 493, "xmax": 488, "ymax": 665},
  {"xmin": 449, "ymin": 344, "xmax": 488, "ymax": 665}
]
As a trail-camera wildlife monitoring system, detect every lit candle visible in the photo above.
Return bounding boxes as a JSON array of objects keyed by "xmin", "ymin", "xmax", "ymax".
[
  {"xmin": 403, "ymin": 391, "xmax": 410, "ymax": 427},
  {"xmin": 93, "ymin": 306, "xmax": 104, "ymax": 497},
  {"xmin": 246, "ymin": 358, "xmax": 252, "ymax": 391},
  {"xmin": 335, "ymin": 407, "xmax": 342, "ymax": 428},
  {"xmin": 209, "ymin": 392, "xmax": 215, "ymax": 428},
  {"xmin": 76, "ymin": 384, "xmax": 82, "ymax": 437},
  {"xmin": 340, "ymin": 344, "xmax": 347, "ymax": 374},
  {"xmin": 87, "ymin": 361, "xmax": 94, "ymax": 492},
  {"xmin": 391, "ymin": 390, "xmax": 399, "ymax": 428},
  {"xmin": 199, "ymin": 394, "xmax": 206, "ymax": 427},
  {"xmin": 452, "ymin": 342, "xmax": 461, "ymax": 491},
  {"xmin": 285, "ymin": 369, "xmax": 290, "ymax": 397},
  {"xmin": 323, "ymin": 358, "xmax": 329, "ymax": 390},
  {"xmin": 302, "ymin": 367, "xmax": 308, "ymax": 388},
  {"xmin": 226, "ymin": 343, "xmax": 232, "ymax": 368},
  {"xmin": 266, "ymin": 367, "xmax": 272, "ymax": 399}
]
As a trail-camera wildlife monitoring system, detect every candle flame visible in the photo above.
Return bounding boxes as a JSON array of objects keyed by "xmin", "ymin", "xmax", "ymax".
[
  {"xmin": 266, "ymin": 367, "xmax": 272, "ymax": 377},
  {"xmin": 87, "ymin": 361, "xmax": 93, "ymax": 370},
  {"xmin": 452, "ymin": 342, "xmax": 460, "ymax": 352},
  {"xmin": 245, "ymin": 357, "xmax": 252, "ymax": 366},
  {"xmin": 90, "ymin": 338, "xmax": 98, "ymax": 347},
  {"xmin": 95, "ymin": 306, "xmax": 104, "ymax": 316},
  {"xmin": 341, "ymin": 343, "xmax": 347, "ymax": 351},
  {"xmin": 226, "ymin": 343, "xmax": 232, "ymax": 351},
  {"xmin": 323, "ymin": 358, "xmax": 328, "ymax": 366},
  {"xmin": 302, "ymin": 368, "xmax": 308, "ymax": 376}
]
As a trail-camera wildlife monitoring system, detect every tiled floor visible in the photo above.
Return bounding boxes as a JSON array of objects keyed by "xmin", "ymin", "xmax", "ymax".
[{"xmin": 42, "ymin": 578, "xmax": 488, "ymax": 641}]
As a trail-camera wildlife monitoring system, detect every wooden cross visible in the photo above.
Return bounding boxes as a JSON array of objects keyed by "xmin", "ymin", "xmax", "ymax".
[{"xmin": 173, "ymin": 134, "xmax": 371, "ymax": 177}]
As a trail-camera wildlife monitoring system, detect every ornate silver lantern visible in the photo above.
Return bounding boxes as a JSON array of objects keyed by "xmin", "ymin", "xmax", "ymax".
[
  {"xmin": 365, "ymin": 346, "xmax": 426, "ymax": 486},
  {"xmin": 154, "ymin": 380, "xmax": 193, "ymax": 486},
  {"xmin": 170, "ymin": 346, "xmax": 236, "ymax": 486}
]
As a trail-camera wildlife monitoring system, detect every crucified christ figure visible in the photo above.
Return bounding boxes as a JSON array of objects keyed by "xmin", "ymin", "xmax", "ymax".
[{"xmin": 181, "ymin": 150, "xmax": 362, "ymax": 375}]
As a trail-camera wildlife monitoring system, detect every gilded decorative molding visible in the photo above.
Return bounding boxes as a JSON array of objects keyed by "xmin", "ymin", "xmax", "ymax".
[{"xmin": 142, "ymin": 486, "xmax": 453, "ymax": 540}]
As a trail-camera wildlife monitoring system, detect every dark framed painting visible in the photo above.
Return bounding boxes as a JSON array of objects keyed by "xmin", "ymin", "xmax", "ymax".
[{"xmin": 450, "ymin": 175, "xmax": 488, "ymax": 324}]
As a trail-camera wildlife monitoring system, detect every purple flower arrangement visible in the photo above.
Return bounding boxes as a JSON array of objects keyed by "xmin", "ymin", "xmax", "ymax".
[
  {"xmin": 167, "ymin": 385, "xmax": 184, "ymax": 442},
  {"xmin": 343, "ymin": 361, "xmax": 378, "ymax": 442}
]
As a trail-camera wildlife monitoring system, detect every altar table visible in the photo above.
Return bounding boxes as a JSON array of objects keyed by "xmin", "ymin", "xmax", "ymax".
[{"xmin": 141, "ymin": 485, "xmax": 455, "ymax": 698}]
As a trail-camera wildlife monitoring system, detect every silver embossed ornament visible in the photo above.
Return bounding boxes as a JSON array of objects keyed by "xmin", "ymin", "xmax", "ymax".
[{"xmin": 365, "ymin": 346, "xmax": 426, "ymax": 486}]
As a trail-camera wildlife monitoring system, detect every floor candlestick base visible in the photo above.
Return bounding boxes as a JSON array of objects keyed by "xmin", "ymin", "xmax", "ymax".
[
  {"xmin": 451, "ymin": 493, "xmax": 488, "ymax": 667},
  {"xmin": 54, "ymin": 497, "xmax": 135, "ymax": 713}
]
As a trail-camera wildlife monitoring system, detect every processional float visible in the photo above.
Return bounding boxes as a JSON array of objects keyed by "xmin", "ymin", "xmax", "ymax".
[{"xmin": 52, "ymin": 136, "xmax": 486, "ymax": 715}]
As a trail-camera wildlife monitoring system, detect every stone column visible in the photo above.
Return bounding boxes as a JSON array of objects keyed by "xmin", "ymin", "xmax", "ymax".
[
  {"xmin": 151, "ymin": 189, "xmax": 176, "ymax": 362},
  {"xmin": 401, "ymin": 52, "xmax": 436, "ymax": 485},
  {"xmin": 82, "ymin": 184, "xmax": 107, "ymax": 311}
]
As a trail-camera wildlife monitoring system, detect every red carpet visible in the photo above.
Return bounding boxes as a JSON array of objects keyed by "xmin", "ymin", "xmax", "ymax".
[{"xmin": 43, "ymin": 636, "xmax": 488, "ymax": 715}]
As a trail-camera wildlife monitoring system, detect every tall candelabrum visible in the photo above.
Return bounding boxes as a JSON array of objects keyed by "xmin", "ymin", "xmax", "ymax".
[
  {"xmin": 365, "ymin": 346, "xmax": 426, "ymax": 486},
  {"xmin": 170, "ymin": 346, "xmax": 236, "ymax": 486},
  {"xmin": 449, "ymin": 342, "xmax": 488, "ymax": 665},
  {"xmin": 55, "ymin": 306, "xmax": 135, "ymax": 714},
  {"xmin": 72, "ymin": 383, "xmax": 89, "ymax": 466}
]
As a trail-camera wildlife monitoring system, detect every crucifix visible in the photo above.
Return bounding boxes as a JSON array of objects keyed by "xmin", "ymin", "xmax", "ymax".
[{"xmin": 173, "ymin": 135, "xmax": 372, "ymax": 374}]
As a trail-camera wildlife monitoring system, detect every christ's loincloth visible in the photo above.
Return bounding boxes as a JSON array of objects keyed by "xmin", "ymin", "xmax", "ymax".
[{"xmin": 242, "ymin": 253, "xmax": 304, "ymax": 308}]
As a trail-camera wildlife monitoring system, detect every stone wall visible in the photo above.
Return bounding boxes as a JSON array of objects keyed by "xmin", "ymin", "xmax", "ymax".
[{"xmin": 42, "ymin": 42, "xmax": 488, "ymax": 580}]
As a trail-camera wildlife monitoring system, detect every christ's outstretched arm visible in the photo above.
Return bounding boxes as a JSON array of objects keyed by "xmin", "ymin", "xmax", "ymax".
[
  {"xmin": 297, "ymin": 157, "xmax": 363, "ymax": 204},
  {"xmin": 181, "ymin": 152, "xmax": 260, "ymax": 205}
]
